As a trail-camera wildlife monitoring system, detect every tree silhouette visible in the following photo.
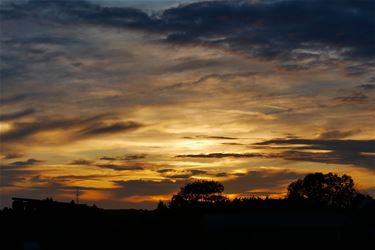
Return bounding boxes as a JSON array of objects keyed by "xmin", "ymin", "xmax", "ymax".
[
  {"xmin": 169, "ymin": 180, "xmax": 228, "ymax": 209},
  {"xmin": 287, "ymin": 172, "xmax": 359, "ymax": 208}
]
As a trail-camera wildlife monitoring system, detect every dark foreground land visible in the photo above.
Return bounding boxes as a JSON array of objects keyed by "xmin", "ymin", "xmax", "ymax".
[{"xmin": 1, "ymin": 198, "xmax": 374, "ymax": 250}]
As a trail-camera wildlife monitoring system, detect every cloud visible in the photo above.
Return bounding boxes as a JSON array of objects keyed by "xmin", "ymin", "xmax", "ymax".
[
  {"xmin": 100, "ymin": 154, "xmax": 147, "ymax": 161},
  {"xmin": 177, "ymin": 138, "xmax": 375, "ymax": 170},
  {"xmin": 0, "ymin": 116, "xmax": 96, "ymax": 143},
  {"xmin": 161, "ymin": 71, "xmax": 260, "ymax": 91},
  {"xmin": 99, "ymin": 154, "xmax": 147, "ymax": 161},
  {"xmin": 0, "ymin": 108, "xmax": 36, "ymax": 121},
  {"xmin": 255, "ymin": 138, "xmax": 375, "ymax": 170},
  {"xmin": 69, "ymin": 159, "xmax": 93, "ymax": 165},
  {"xmin": 156, "ymin": 168, "xmax": 174, "ymax": 174},
  {"xmin": 0, "ymin": 159, "xmax": 44, "ymax": 187},
  {"xmin": 335, "ymin": 92, "xmax": 369, "ymax": 103},
  {"xmin": 358, "ymin": 84, "xmax": 375, "ymax": 90},
  {"xmin": 124, "ymin": 154, "xmax": 147, "ymax": 160},
  {"xmin": 2, "ymin": 0, "xmax": 374, "ymax": 66},
  {"xmin": 0, "ymin": 114, "xmax": 143, "ymax": 144},
  {"xmin": 100, "ymin": 156, "xmax": 117, "ymax": 161},
  {"xmin": 95, "ymin": 164, "xmax": 144, "ymax": 171},
  {"xmin": 0, "ymin": 168, "xmax": 35, "ymax": 187},
  {"xmin": 176, "ymin": 153, "xmax": 263, "ymax": 158},
  {"xmin": 317, "ymin": 129, "xmax": 361, "ymax": 139},
  {"xmin": 156, "ymin": 168, "xmax": 207, "ymax": 179},
  {"xmin": 161, "ymin": 0, "xmax": 374, "ymax": 64},
  {"xmin": 221, "ymin": 142, "xmax": 244, "ymax": 146},
  {"xmin": 183, "ymin": 135, "xmax": 238, "ymax": 140},
  {"xmin": 68, "ymin": 157, "xmax": 146, "ymax": 171},
  {"xmin": 270, "ymin": 150, "xmax": 374, "ymax": 170},
  {"xmin": 255, "ymin": 138, "xmax": 375, "ymax": 153},
  {"xmin": 10, "ymin": 158, "xmax": 44, "ymax": 167},
  {"xmin": 79, "ymin": 121, "xmax": 143, "ymax": 136},
  {"xmin": 0, "ymin": 94, "xmax": 31, "ymax": 105},
  {"xmin": 215, "ymin": 172, "xmax": 228, "ymax": 177}
]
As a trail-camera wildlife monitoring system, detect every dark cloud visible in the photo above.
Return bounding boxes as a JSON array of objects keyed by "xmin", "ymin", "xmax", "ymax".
[
  {"xmin": 0, "ymin": 116, "xmax": 97, "ymax": 143},
  {"xmin": 0, "ymin": 0, "xmax": 151, "ymax": 27},
  {"xmin": 358, "ymin": 84, "xmax": 375, "ymax": 90},
  {"xmin": 345, "ymin": 65, "xmax": 370, "ymax": 76},
  {"xmin": 178, "ymin": 138, "xmax": 375, "ymax": 170},
  {"xmin": 335, "ymin": 92, "xmax": 369, "ymax": 103},
  {"xmin": 100, "ymin": 156, "xmax": 116, "ymax": 161},
  {"xmin": 79, "ymin": 121, "xmax": 143, "ymax": 136},
  {"xmin": 100, "ymin": 154, "xmax": 147, "ymax": 161},
  {"xmin": 176, "ymin": 153, "xmax": 263, "ymax": 158},
  {"xmin": 158, "ymin": 0, "xmax": 375, "ymax": 63},
  {"xmin": 276, "ymin": 64, "xmax": 309, "ymax": 72},
  {"xmin": 0, "ymin": 108, "xmax": 36, "ymax": 122},
  {"xmin": 51, "ymin": 174, "xmax": 111, "ymax": 182},
  {"xmin": 69, "ymin": 159, "xmax": 93, "ymax": 165},
  {"xmin": 270, "ymin": 150, "xmax": 374, "ymax": 170},
  {"xmin": 204, "ymin": 136, "xmax": 237, "ymax": 140},
  {"xmin": 69, "ymin": 156, "xmax": 148, "ymax": 170},
  {"xmin": 2, "ymin": 0, "xmax": 374, "ymax": 66},
  {"xmin": 0, "ymin": 168, "xmax": 35, "ymax": 187},
  {"xmin": 10, "ymin": 158, "xmax": 44, "ymax": 167},
  {"xmin": 215, "ymin": 172, "xmax": 228, "ymax": 177},
  {"xmin": 183, "ymin": 135, "xmax": 238, "ymax": 140},
  {"xmin": 255, "ymin": 138, "xmax": 375, "ymax": 170},
  {"xmin": 317, "ymin": 129, "xmax": 360, "ymax": 139},
  {"xmin": 124, "ymin": 154, "xmax": 147, "ymax": 160},
  {"xmin": 156, "ymin": 168, "xmax": 174, "ymax": 174},
  {"xmin": 95, "ymin": 164, "xmax": 144, "ymax": 171},
  {"xmin": 0, "ymin": 94, "xmax": 32, "ymax": 105},
  {"xmin": 221, "ymin": 142, "xmax": 244, "ymax": 146},
  {"xmin": 161, "ymin": 71, "xmax": 259, "ymax": 91},
  {"xmin": 255, "ymin": 138, "xmax": 375, "ymax": 153},
  {"xmin": 0, "ymin": 114, "xmax": 142, "ymax": 144},
  {"xmin": 190, "ymin": 169, "xmax": 207, "ymax": 175},
  {"xmin": 165, "ymin": 173, "xmax": 194, "ymax": 179},
  {"xmin": 157, "ymin": 168, "xmax": 207, "ymax": 179}
]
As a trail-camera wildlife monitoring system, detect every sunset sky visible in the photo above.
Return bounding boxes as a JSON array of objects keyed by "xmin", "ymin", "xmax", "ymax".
[{"xmin": 1, "ymin": 0, "xmax": 374, "ymax": 209}]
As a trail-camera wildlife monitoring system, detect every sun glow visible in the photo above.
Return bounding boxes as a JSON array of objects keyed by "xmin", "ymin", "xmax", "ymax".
[
  {"xmin": 0, "ymin": 122, "xmax": 12, "ymax": 133},
  {"xmin": 176, "ymin": 140, "xmax": 216, "ymax": 150}
]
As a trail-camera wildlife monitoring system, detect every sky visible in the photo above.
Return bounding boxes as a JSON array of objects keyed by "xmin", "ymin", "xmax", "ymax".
[{"xmin": 0, "ymin": 0, "xmax": 374, "ymax": 209}]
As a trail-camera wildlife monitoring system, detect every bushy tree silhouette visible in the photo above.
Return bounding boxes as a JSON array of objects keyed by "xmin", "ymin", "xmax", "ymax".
[
  {"xmin": 287, "ymin": 172, "xmax": 360, "ymax": 208},
  {"xmin": 169, "ymin": 180, "xmax": 228, "ymax": 209}
]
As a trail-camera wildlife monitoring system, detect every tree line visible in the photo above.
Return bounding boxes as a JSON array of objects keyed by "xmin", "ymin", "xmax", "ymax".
[{"xmin": 157, "ymin": 172, "xmax": 374, "ymax": 211}]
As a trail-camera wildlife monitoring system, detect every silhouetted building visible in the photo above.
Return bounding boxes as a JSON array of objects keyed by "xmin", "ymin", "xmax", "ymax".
[{"xmin": 12, "ymin": 197, "xmax": 95, "ymax": 213}]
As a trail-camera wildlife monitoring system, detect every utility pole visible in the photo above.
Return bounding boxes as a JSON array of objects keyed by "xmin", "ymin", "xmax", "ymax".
[{"xmin": 76, "ymin": 186, "xmax": 80, "ymax": 204}]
